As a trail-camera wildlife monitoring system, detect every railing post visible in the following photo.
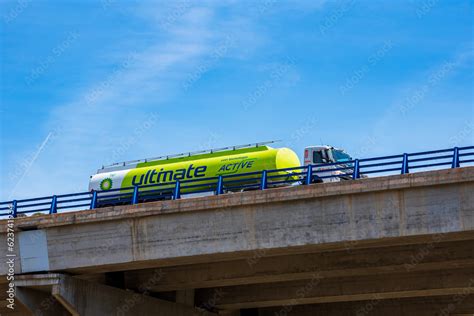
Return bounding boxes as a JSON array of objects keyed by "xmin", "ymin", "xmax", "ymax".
[
  {"xmin": 90, "ymin": 190, "xmax": 98, "ymax": 209},
  {"xmin": 11, "ymin": 200, "xmax": 17, "ymax": 218},
  {"xmin": 132, "ymin": 186, "xmax": 140, "ymax": 204},
  {"xmin": 173, "ymin": 181, "xmax": 181, "ymax": 200},
  {"xmin": 452, "ymin": 147, "xmax": 460, "ymax": 168},
  {"xmin": 305, "ymin": 165, "xmax": 313, "ymax": 185},
  {"xmin": 260, "ymin": 170, "xmax": 267, "ymax": 190},
  {"xmin": 50, "ymin": 195, "xmax": 57, "ymax": 214},
  {"xmin": 401, "ymin": 153, "xmax": 409, "ymax": 174},
  {"xmin": 352, "ymin": 159, "xmax": 360, "ymax": 179},
  {"xmin": 216, "ymin": 176, "xmax": 224, "ymax": 195}
]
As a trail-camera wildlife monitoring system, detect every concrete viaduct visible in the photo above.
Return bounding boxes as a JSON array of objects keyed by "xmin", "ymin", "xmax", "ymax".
[{"xmin": 1, "ymin": 167, "xmax": 473, "ymax": 315}]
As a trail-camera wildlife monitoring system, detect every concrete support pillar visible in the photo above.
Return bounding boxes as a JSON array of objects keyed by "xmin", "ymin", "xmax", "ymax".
[
  {"xmin": 176, "ymin": 289, "xmax": 195, "ymax": 306},
  {"xmin": 16, "ymin": 287, "xmax": 69, "ymax": 316},
  {"xmin": 16, "ymin": 274, "xmax": 216, "ymax": 316}
]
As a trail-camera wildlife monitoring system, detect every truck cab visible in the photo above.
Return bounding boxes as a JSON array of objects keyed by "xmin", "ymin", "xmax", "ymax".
[{"xmin": 304, "ymin": 146, "xmax": 354, "ymax": 182}]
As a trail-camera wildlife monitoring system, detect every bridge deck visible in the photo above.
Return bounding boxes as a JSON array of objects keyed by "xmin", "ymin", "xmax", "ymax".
[{"xmin": 1, "ymin": 167, "xmax": 473, "ymax": 315}]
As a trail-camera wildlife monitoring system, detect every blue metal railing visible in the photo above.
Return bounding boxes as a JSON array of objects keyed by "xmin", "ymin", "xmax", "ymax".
[{"xmin": 1, "ymin": 145, "xmax": 473, "ymax": 218}]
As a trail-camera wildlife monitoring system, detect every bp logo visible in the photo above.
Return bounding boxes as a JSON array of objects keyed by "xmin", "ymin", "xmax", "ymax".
[{"xmin": 100, "ymin": 178, "xmax": 113, "ymax": 191}]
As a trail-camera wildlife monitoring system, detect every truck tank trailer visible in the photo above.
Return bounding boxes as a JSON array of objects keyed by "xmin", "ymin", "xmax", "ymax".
[{"xmin": 89, "ymin": 141, "xmax": 301, "ymax": 198}]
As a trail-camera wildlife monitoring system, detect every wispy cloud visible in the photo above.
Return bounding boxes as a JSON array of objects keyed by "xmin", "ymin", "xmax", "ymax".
[
  {"xmin": 3, "ymin": 0, "xmax": 331, "ymax": 199},
  {"xmin": 2, "ymin": 3, "xmax": 234, "ymax": 199},
  {"xmin": 7, "ymin": 131, "xmax": 55, "ymax": 199}
]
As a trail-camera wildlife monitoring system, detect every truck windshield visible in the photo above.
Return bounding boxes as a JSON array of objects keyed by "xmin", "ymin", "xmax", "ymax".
[
  {"xmin": 313, "ymin": 151, "xmax": 324, "ymax": 164},
  {"xmin": 332, "ymin": 150, "xmax": 352, "ymax": 162}
]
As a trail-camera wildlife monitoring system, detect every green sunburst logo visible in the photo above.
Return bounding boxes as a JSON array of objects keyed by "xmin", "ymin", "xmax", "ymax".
[{"xmin": 100, "ymin": 178, "xmax": 113, "ymax": 191}]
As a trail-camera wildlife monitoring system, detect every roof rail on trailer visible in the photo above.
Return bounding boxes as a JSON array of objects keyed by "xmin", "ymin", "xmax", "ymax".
[{"xmin": 100, "ymin": 140, "xmax": 281, "ymax": 171}]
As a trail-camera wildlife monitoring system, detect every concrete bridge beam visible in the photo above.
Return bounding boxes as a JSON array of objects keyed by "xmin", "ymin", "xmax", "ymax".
[
  {"xmin": 16, "ymin": 287, "xmax": 69, "ymax": 316},
  {"xmin": 195, "ymin": 268, "xmax": 474, "ymax": 310},
  {"xmin": 15, "ymin": 274, "xmax": 215, "ymax": 316},
  {"xmin": 121, "ymin": 239, "xmax": 474, "ymax": 292},
  {"xmin": 0, "ymin": 168, "xmax": 472, "ymax": 277},
  {"xmin": 258, "ymin": 296, "xmax": 474, "ymax": 316}
]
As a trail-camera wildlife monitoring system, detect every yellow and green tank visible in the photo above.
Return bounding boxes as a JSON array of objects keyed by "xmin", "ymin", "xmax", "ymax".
[{"xmin": 89, "ymin": 145, "xmax": 301, "ymax": 194}]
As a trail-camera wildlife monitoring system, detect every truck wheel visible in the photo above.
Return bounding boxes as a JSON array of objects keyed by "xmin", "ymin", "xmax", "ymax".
[
  {"xmin": 302, "ymin": 175, "xmax": 323, "ymax": 184},
  {"xmin": 312, "ymin": 175, "xmax": 323, "ymax": 183}
]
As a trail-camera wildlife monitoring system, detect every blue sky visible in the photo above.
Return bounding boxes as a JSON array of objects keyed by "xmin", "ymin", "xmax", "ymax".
[{"xmin": 1, "ymin": 0, "xmax": 473, "ymax": 200}]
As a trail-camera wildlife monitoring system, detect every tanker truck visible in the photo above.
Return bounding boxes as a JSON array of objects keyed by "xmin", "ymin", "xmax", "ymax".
[{"xmin": 89, "ymin": 141, "xmax": 354, "ymax": 204}]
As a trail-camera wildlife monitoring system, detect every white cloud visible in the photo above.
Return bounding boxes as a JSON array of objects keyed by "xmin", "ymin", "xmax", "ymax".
[{"xmin": 2, "ymin": 1, "xmax": 331, "ymax": 200}]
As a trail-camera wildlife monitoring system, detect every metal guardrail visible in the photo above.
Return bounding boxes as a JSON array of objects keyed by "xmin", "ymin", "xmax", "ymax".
[{"xmin": 1, "ymin": 146, "xmax": 473, "ymax": 218}]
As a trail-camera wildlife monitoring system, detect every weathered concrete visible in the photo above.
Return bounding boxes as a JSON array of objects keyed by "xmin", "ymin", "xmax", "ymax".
[
  {"xmin": 176, "ymin": 289, "xmax": 196, "ymax": 307},
  {"xmin": 0, "ymin": 167, "xmax": 472, "ymax": 276},
  {"xmin": 0, "ymin": 167, "xmax": 472, "ymax": 315},
  {"xmin": 195, "ymin": 267, "xmax": 474, "ymax": 309},
  {"xmin": 0, "ymin": 299, "xmax": 31, "ymax": 316},
  {"xmin": 16, "ymin": 287, "xmax": 69, "ymax": 316},
  {"xmin": 259, "ymin": 296, "xmax": 474, "ymax": 316},
  {"xmin": 14, "ymin": 274, "xmax": 215, "ymax": 316},
  {"xmin": 121, "ymin": 239, "xmax": 474, "ymax": 291},
  {"xmin": 3, "ymin": 167, "xmax": 472, "ymax": 231}
]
